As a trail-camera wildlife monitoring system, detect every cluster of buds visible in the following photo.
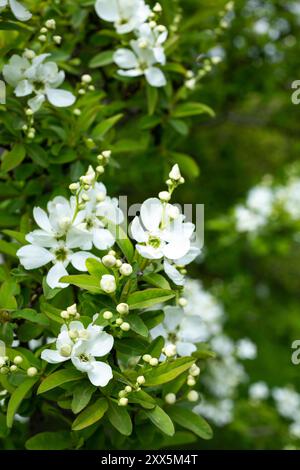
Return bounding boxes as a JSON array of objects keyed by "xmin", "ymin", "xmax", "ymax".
[
  {"xmin": 102, "ymin": 250, "xmax": 133, "ymax": 277},
  {"xmin": 215, "ymin": 1, "xmax": 234, "ymax": 36},
  {"xmin": 0, "ymin": 351, "xmax": 37, "ymax": 377},
  {"xmin": 142, "ymin": 354, "xmax": 159, "ymax": 367},
  {"xmin": 38, "ymin": 19, "xmax": 61, "ymax": 45},
  {"xmin": 102, "ymin": 302, "xmax": 130, "ymax": 332},
  {"xmin": 186, "ymin": 55, "xmax": 222, "ymax": 90},
  {"xmin": 115, "ymin": 316, "xmax": 130, "ymax": 332},
  {"xmin": 60, "ymin": 304, "xmax": 80, "ymax": 321},
  {"xmin": 96, "ymin": 150, "xmax": 111, "ymax": 175},
  {"xmin": 169, "ymin": 2, "xmax": 182, "ymax": 33},
  {"xmin": 22, "ymin": 108, "xmax": 35, "ymax": 139},
  {"xmin": 187, "ymin": 363, "xmax": 200, "ymax": 387},
  {"xmin": 78, "ymin": 74, "xmax": 95, "ymax": 96},
  {"xmin": 164, "ymin": 164, "xmax": 185, "ymax": 198}
]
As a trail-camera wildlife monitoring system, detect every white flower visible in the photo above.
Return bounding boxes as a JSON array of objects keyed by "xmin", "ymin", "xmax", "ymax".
[
  {"xmin": 236, "ymin": 338, "xmax": 257, "ymax": 360},
  {"xmin": 114, "ymin": 40, "xmax": 166, "ymax": 87},
  {"xmin": 136, "ymin": 22, "xmax": 168, "ymax": 65},
  {"xmin": 41, "ymin": 321, "xmax": 114, "ymax": 387},
  {"xmin": 151, "ymin": 306, "xmax": 203, "ymax": 356},
  {"xmin": 276, "ymin": 179, "xmax": 300, "ymax": 220},
  {"xmin": 95, "ymin": 0, "xmax": 150, "ymax": 34},
  {"xmin": 273, "ymin": 387, "xmax": 300, "ymax": 420},
  {"xmin": 194, "ymin": 398, "xmax": 234, "ymax": 426},
  {"xmin": 3, "ymin": 53, "xmax": 75, "ymax": 112},
  {"xmin": 249, "ymin": 381, "xmax": 269, "ymax": 401},
  {"xmin": 234, "ymin": 185, "xmax": 274, "ymax": 233},
  {"xmin": 169, "ymin": 164, "xmax": 181, "ymax": 182},
  {"xmin": 0, "ymin": 0, "xmax": 32, "ymax": 21},
  {"xmin": 235, "ymin": 205, "xmax": 266, "ymax": 233},
  {"xmin": 0, "ymin": 340, "xmax": 6, "ymax": 367},
  {"xmin": 100, "ymin": 274, "xmax": 116, "ymax": 293}
]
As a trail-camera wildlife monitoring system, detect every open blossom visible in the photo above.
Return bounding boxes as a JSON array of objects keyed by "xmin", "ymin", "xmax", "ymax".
[
  {"xmin": 235, "ymin": 185, "xmax": 274, "ymax": 233},
  {"xmin": 136, "ymin": 23, "xmax": 168, "ymax": 64},
  {"xmin": 114, "ymin": 39, "xmax": 166, "ymax": 87},
  {"xmin": 130, "ymin": 198, "xmax": 199, "ymax": 284},
  {"xmin": 0, "ymin": 0, "xmax": 31, "ymax": 21},
  {"xmin": 3, "ymin": 53, "xmax": 75, "ymax": 112},
  {"xmin": 151, "ymin": 306, "xmax": 203, "ymax": 356},
  {"xmin": 95, "ymin": 0, "xmax": 150, "ymax": 34},
  {"xmin": 41, "ymin": 321, "xmax": 114, "ymax": 386}
]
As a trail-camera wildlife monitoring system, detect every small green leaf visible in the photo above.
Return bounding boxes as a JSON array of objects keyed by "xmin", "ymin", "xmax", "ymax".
[
  {"xmin": 127, "ymin": 314, "xmax": 148, "ymax": 337},
  {"xmin": 25, "ymin": 431, "xmax": 73, "ymax": 450},
  {"xmin": 89, "ymin": 50, "xmax": 114, "ymax": 68},
  {"xmin": 128, "ymin": 390, "xmax": 156, "ymax": 409},
  {"xmin": 0, "ymin": 239, "xmax": 18, "ymax": 258},
  {"xmin": 72, "ymin": 398, "xmax": 108, "ymax": 431},
  {"xmin": 106, "ymin": 220, "xmax": 134, "ymax": 262},
  {"xmin": 7, "ymin": 377, "xmax": 39, "ymax": 428},
  {"xmin": 144, "ymin": 357, "xmax": 195, "ymax": 386},
  {"xmin": 11, "ymin": 309, "xmax": 49, "ymax": 326},
  {"xmin": 37, "ymin": 369, "xmax": 83, "ymax": 395},
  {"xmin": 145, "ymin": 406, "xmax": 175, "ymax": 436},
  {"xmin": 0, "ymin": 280, "xmax": 18, "ymax": 309},
  {"xmin": 127, "ymin": 289, "xmax": 175, "ymax": 310},
  {"xmin": 92, "ymin": 113, "xmax": 123, "ymax": 140},
  {"xmin": 141, "ymin": 310, "xmax": 164, "ymax": 330},
  {"xmin": 172, "ymin": 102, "xmax": 215, "ymax": 118},
  {"xmin": 168, "ymin": 406, "xmax": 213, "ymax": 440},
  {"xmin": 1, "ymin": 144, "xmax": 26, "ymax": 172},
  {"xmin": 107, "ymin": 400, "xmax": 133, "ymax": 436},
  {"xmin": 71, "ymin": 382, "xmax": 96, "ymax": 414},
  {"xmin": 85, "ymin": 258, "xmax": 109, "ymax": 277},
  {"xmin": 142, "ymin": 273, "xmax": 171, "ymax": 290},
  {"xmin": 59, "ymin": 275, "xmax": 101, "ymax": 293},
  {"xmin": 147, "ymin": 85, "xmax": 158, "ymax": 115},
  {"xmin": 2, "ymin": 230, "xmax": 27, "ymax": 245}
]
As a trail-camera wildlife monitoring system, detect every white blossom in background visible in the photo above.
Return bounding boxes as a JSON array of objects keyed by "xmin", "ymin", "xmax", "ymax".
[
  {"xmin": 236, "ymin": 338, "xmax": 257, "ymax": 360},
  {"xmin": 0, "ymin": 0, "xmax": 32, "ymax": 21},
  {"xmin": 275, "ymin": 179, "xmax": 300, "ymax": 220},
  {"xmin": 114, "ymin": 39, "xmax": 167, "ymax": 87},
  {"xmin": 194, "ymin": 398, "xmax": 234, "ymax": 427},
  {"xmin": 130, "ymin": 198, "xmax": 199, "ymax": 284},
  {"xmin": 17, "ymin": 167, "xmax": 123, "ymax": 289},
  {"xmin": 272, "ymin": 387, "xmax": 300, "ymax": 421},
  {"xmin": 95, "ymin": 0, "xmax": 150, "ymax": 34},
  {"xmin": 235, "ymin": 185, "xmax": 274, "ymax": 233},
  {"xmin": 248, "ymin": 381, "xmax": 269, "ymax": 401},
  {"xmin": 3, "ymin": 53, "xmax": 75, "ymax": 112},
  {"xmin": 41, "ymin": 320, "xmax": 114, "ymax": 386}
]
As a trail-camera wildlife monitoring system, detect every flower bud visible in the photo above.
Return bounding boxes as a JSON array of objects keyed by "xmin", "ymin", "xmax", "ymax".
[
  {"xmin": 60, "ymin": 345, "xmax": 72, "ymax": 357},
  {"xmin": 69, "ymin": 182, "xmax": 80, "ymax": 191},
  {"xmin": 0, "ymin": 358, "xmax": 6, "ymax": 367},
  {"xmin": 142, "ymin": 354, "xmax": 151, "ymax": 363},
  {"xmin": 120, "ymin": 322, "xmax": 130, "ymax": 332},
  {"xmin": 125, "ymin": 385, "xmax": 132, "ymax": 393},
  {"xmin": 153, "ymin": 2, "xmax": 162, "ymax": 13},
  {"xmin": 119, "ymin": 263, "xmax": 133, "ymax": 276},
  {"xmin": 38, "ymin": 35, "xmax": 47, "ymax": 42},
  {"xmin": 189, "ymin": 364, "xmax": 200, "ymax": 377},
  {"xmin": 116, "ymin": 303, "xmax": 129, "ymax": 315},
  {"xmin": 78, "ymin": 88, "xmax": 86, "ymax": 95},
  {"xmin": 116, "ymin": 318, "xmax": 123, "ymax": 326},
  {"xmin": 149, "ymin": 20, "xmax": 157, "ymax": 28},
  {"xmin": 118, "ymin": 390, "xmax": 127, "ymax": 398},
  {"xmin": 27, "ymin": 367, "xmax": 38, "ymax": 377},
  {"xmin": 165, "ymin": 393, "xmax": 176, "ymax": 405},
  {"xmin": 169, "ymin": 164, "xmax": 181, "ymax": 181},
  {"xmin": 178, "ymin": 297, "xmax": 188, "ymax": 307},
  {"xmin": 81, "ymin": 74, "xmax": 92, "ymax": 84},
  {"xmin": 102, "ymin": 150, "xmax": 111, "ymax": 159},
  {"xmin": 40, "ymin": 27, "xmax": 47, "ymax": 34},
  {"xmin": 23, "ymin": 49, "xmax": 35, "ymax": 60},
  {"xmin": 0, "ymin": 367, "xmax": 9, "ymax": 375},
  {"xmin": 187, "ymin": 390, "xmax": 199, "ymax": 402},
  {"xmin": 164, "ymin": 344, "xmax": 177, "ymax": 357},
  {"xmin": 68, "ymin": 330, "xmax": 78, "ymax": 340},
  {"xmin": 53, "ymin": 35, "xmax": 62, "ymax": 45},
  {"xmin": 118, "ymin": 397, "xmax": 128, "ymax": 406},
  {"xmin": 45, "ymin": 19, "xmax": 56, "ymax": 29},
  {"xmin": 96, "ymin": 165, "xmax": 105, "ymax": 174},
  {"xmin": 89, "ymin": 85, "xmax": 95, "ymax": 91},
  {"xmin": 103, "ymin": 311, "xmax": 113, "ymax": 320},
  {"xmin": 13, "ymin": 356, "xmax": 23, "ymax": 365},
  {"xmin": 102, "ymin": 255, "xmax": 116, "ymax": 268},
  {"xmin": 10, "ymin": 365, "xmax": 17, "ymax": 372},
  {"xmin": 73, "ymin": 108, "xmax": 81, "ymax": 116},
  {"xmin": 25, "ymin": 108, "xmax": 33, "ymax": 116},
  {"xmin": 149, "ymin": 357, "xmax": 158, "ymax": 366},
  {"xmin": 187, "ymin": 376, "xmax": 196, "ymax": 387},
  {"xmin": 115, "ymin": 260, "xmax": 122, "ymax": 268},
  {"xmin": 60, "ymin": 310, "xmax": 69, "ymax": 320},
  {"xmin": 67, "ymin": 304, "xmax": 77, "ymax": 316},
  {"xmin": 136, "ymin": 376, "xmax": 145, "ymax": 385},
  {"xmin": 159, "ymin": 191, "xmax": 171, "ymax": 202}
]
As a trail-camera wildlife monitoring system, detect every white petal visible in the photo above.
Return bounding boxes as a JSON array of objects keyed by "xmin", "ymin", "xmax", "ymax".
[
  {"xmin": 114, "ymin": 49, "xmax": 139, "ymax": 69},
  {"xmin": 9, "ymin": 0, "xmax": 32, "ymax": 21},
  {"xmin": 86, "ymin": 331, "xmax": 114, "ymax": 357},
  {"xmin": 26, "ymin": 230, "xmax": 56, "ymax": 248},
  {"xmin": 87, "ymin": 361, "xmax": 113, "ymax": 387},
  {"xmin": 92, "ymin": 228, "xmax": 115, "ymax": 250},
  {"xmin": 17, "ymin": 245, "xmax": 54, "ymax": 269},
  {"xmin": 177, "ymin": 341, "xmax": 197, "ymax": 356},
  {"xmin": 41, "ymin": 349, "xmax": 68, "ymax": 364},
  {"xmin": 163, "ymin": 306, "xmax": 183, "ymax": 331},
  {"xmin": 28, "ymin": 94, "xmax": 46, "ymax": 112},
  {"xmin": 175, "ymin": 246, "xmax": 200, "ymax": 265},
  {"xmin": 118, "ymin": 69, "xmax": 143, "ymax": 77},
  {"xmin": 140, "ymin": 198, "xmax": 162, "ymax": 232},
  {"xmin": 130, "ymin": 216, "xmax": 147, "ymax": 243},
  {"xmin": 33, "ymin": 207, "xmax": 53, "ymax": 232},
  {"xmin": 180, "ymin": 316, "xmax": 203, "ymax": 343},
  {"xmin": 46, "ymin": 88, "xmax": 76, "ymax": 108},
  {"xmin": 136, "ymin": 243, "xmax": 163, "ymax": 260},
  {"xmin": 145, "ymin": 67, "xmax": 166, "ymax": 87},
  {"xmin": 66, "ymin": 227, "xmax": 92, "ymax": 250},
  {"xmin": 46, "ymin": 262, "xmax": 69, "ymax": 289},
  {"xmin": 14, "ymin": 79, "xmax": 33, "ymax": 97},
  {"xmin": 163, "ymin": 260, "xmax": 185, "ymax": 286},
  {"xmin": 163, "ymin": 238, "xmax": 190, "ymax": 261},
  {"xmin": 0, "ymin": 340, "xmax": 6, "ymax": 356},
  {"xmin": 70, "ymin": 252, "xmax": 98, "ymax": 272},
  {"xmin": 95, "ymin": 0, "xmax": 118, "ymax": 21}
]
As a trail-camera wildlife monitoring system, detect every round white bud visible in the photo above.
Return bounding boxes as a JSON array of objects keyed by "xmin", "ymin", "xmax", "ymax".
[
  {"xmin": 115, "ymin": 260, "xmax": 122, "ymax": 268},
  {"xmin": 10, "ymin": 365, "xmax": 17, "ymax": 372},
  {"xmin": 81, "ymin": 74, "xmax": 92, "ymax": 84},
  {"xmin": 125, "ymin": 385, "xmax": 132, "ymax": 393},
  {"xmin": 116, "ymin": 318, "xmax": 123, "ymax": 326},
  {"xmin": 187, "ymin": 390, "xmax": 199, "ymax": 402},
  {"xmin": 119, "ymin": 263, "xmax": 133, "ymax": 276},
  {"xmin": 25, "ymin": 108, "xmax": 33, "ymax": 116},
  {"xmin": 28, "ymin": 131, "xmax": 35, "ymax": 139},
  {"xmin": 187, "ymin": 376, "xmax": 196, "ymax": 387},
  {"xmin": 67, "ymin": 304, "xmax": 77, "ymax": 315},
  {"xmin": 118, "ymin": 390, "xmax": 127, "ymax": 398},
  {"xmin": 159, "ymin": 191, "xmax": 171, "ymax": 202},
  {"xmin": 78, "ymin": 88, "xmax": 86, "ymax": 95},
  {"xmin": 189, "ymin": 364, "xmax": 200, "ymax": 377},
  {"xmin": 45, "ymin": 19, "xmax": 56, "ymax": 29},
  {"xmin": 118, "ymin": 397, "xmax": 128, "ymax": 406},
  {"xmin": 60, "ymin": 345, "xmax": 72, "ymax": 357},
  {"xmin": 150, "ymin": 357, "xmax": 158, "ymax": 366},
  {"xmin": 23, "ymin": 49, "xmax": 36, "ymax": 60},
  {"xmin": 27, "ymin": 367, "xmax": 38, "ymax": 377},
  {"xmin": 165, "ymin": 393, "xmax": 176, "ymax": 405},
  {"xmin": 102, "ymin": 150, "xmax": 111, "ymax": 159},
  {"xmin": 53, "ymin": 35, "xmax": 62, "ymax": 44},
  {"xmin": 149, "ymin": 20, "xmax": 157, "ymax": 28},
  {"xmin": 120, "ymin": 322, "xmax": 130, "ymax": 332},
  {"xmin": 73, "ymin": 108, "xmax": 81, "ymax": 116},
  {"xmin": 108, "ymin": 250, "xmax": 116, "ymax": 256},
  {"xmin": 164, "ymin": 344, "xmax": 177, "ymax": 357},
  {"xmin": 0, "ymin": 358, "xmax": 5, "ymax": 367},
  {"xmin": 143, "ymin": 354, "xmax": 152, "ymax": 363},
  {"xmin": 100, "ymin": 274, "xmax": 116, "ymax": 293},
  {"xmin": 103, "ymin": 311, "xmax": 113, "ymax": 320},
  {"xmin": 153, "ymin": 2, "xmax": 162, "ymax": 13},
  {"xmin": 40, "ymin": 27, "xmax": 48, "ymax": 34},
  {"xmin": 136, "ymin": 376, "xmax": 146, "ymax": 385},
  {"xmin": 116, "ymin": 303, "xmax": 129, "ymax": 315},
  {"xmin": 60, "ymin": 310, "xmax": 69, "ymax": 320},
  {"xmin": 169, "ymin": 164, "xmax": 181, "ymax": 181},
  {"xmin": 69, "ymin": 182, "xmax": 80, "ymax": 191},
  {"xmin": 38, "ymin": 34, "xmax": 47, "ymax": 42},
  {"xmin": 102, "ymin": 255, "xmax": 116, "ymax": 268},
  {"xmin": 13, "ymin": 356, "xmax": 23, "ymax": 365},
  {"xmin": 96, "ymin": 165, "xmax": 105, "ymax": 174},
  {"xmin": 178, "ymin": 297, "xmax": 188, "ymax": 307}
]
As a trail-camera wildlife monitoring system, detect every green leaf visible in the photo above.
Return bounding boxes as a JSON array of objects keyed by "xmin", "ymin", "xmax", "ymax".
[
  {"xmin": 0, "ymin": 239, "xmax": 18, "ymax": 258},
  {"xmin": 0, "ymin": 280, "xmax": 18, "ymax": 309},
  {"xmin": 71, "ymin": 382, "xmax": 96, "ymax": 414},
  {"xmin": 2, "ymin": 229, "xmax": 26, "ymax": 245},
  {"xmin": 72, "ymin": 398, "xmax": 108, "ymax": 431},
  {"xmin": 127, "ymin": 289, "xmax": 175, "ymax": 310},
  {"xmin": 91, "ymin": 113, "xmax": 123, "ymax": 140},
  {"xmin": 59, "ymin": 275, "xmax": 101, "ymax": 293},
  {"xmin": 25, "ymin": 431, "xmax": 73, "ymax": 450},
  {"xmin": 141, "ymin": 310, "xmax": 164, "ymax": 330},
  {"xmin": 169, "ymin": 152, "xmax": 200, "ymax": 179},
  {"xmin": 145, "ymin": 406, "xmax": 175, "ymax": 436},
  {"xmin": 106, "ymin": 220, "xmax": 134, "ymax": 262},
  {"xmin": 89, "ymin": 50, "xmax": 114, "ymax": 68},
  {"xmin": 37, "ymin": 369, "xmax": 83, "ymax": 395},
  {"xmin": 142, "ymin": 273, "xmax": 171, "ymax": 290},
  {"xmin": 144, "ymin": 357, "xmax": 195, "ymax": 386},
  {"xmin": 147, "ymin": 85, "xmax": 158, "ymax": 115},
  {"xmin": 127, "ymin": 314, "xmax": 148, "ymax": 337},
  {"xmin": 169, "ymin": 119, "xmax": 189, "ymax": 136},
  {"xmin": 1, "ymin": 144, "xmax": 26, "ymax": 172},
  {"xmin": 11, "ymin": 309, "xmax": 49, "ymax": 326},
  {"xmin": 168, "ymin": 406, "xmax": 213, "ymax": 440},
  {"xmin": 85, "ymin": 258, "xmax": 109, "ymax": 277},
  {"xmin": 172, "ymin": 102, "xmax": 215, "ymax": 118},
  {"xmin": 128, "ymin": 390, "xmax": 156, "ymax": 409},
  {"xmin": 145, "ymin": 336, "xmax": 165, "ymax": 358},
  {"xmin": 7, "ymin": 377, "xmax": 39, "ymax": 428},
  {"xmin": 162, "ymin": 431, "xmax": 197, "ymax": 448},
  {"xmin": 107, "ymin": 400, "xmax": 132, "ymax": 436}
]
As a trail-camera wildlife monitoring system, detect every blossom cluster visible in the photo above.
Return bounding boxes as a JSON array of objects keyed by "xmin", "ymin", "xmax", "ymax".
[
  {"xmin": 234, "ymin": 176, "xmax": 300, "ymax": 234},
  {"xmin": 95, "ymin": 0, "xmax": 168, "ymax": 87}
]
